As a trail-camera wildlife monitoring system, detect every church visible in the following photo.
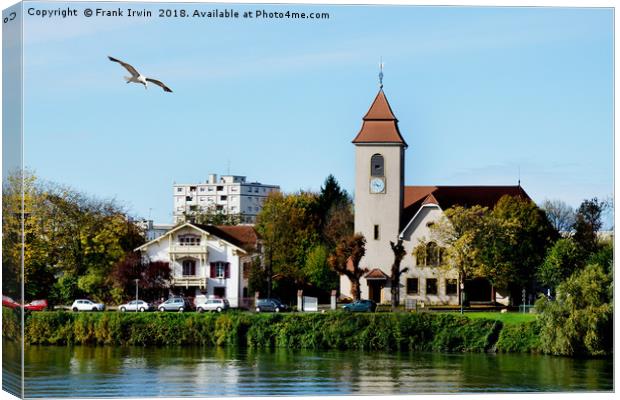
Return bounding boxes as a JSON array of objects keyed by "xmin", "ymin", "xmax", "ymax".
[{"xmin": 341, "ymin": 85, "xmax": 529, "ymax": 306}]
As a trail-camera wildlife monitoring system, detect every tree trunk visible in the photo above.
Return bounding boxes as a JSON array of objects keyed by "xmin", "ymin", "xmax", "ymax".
[
  {"xmin": 391, "ymin": 284, "xmax": 399, "ymax": 312},
  {"xmin": 351, "ymin": 279, "xmax": 361, "ymax": 300}
]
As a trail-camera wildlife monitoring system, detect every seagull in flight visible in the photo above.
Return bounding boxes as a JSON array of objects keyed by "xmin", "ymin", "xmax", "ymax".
[{"xmin": 108, "ymin": 56, "xmax": 173, "ymax": 93}]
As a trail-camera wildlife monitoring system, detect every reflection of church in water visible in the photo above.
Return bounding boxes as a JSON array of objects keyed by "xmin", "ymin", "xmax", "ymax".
[{"xmin": 343, "ymin": 78, "xmax": 528, "ymax": 306}]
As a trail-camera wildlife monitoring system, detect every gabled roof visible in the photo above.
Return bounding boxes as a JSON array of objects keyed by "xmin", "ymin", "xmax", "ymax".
[
  {"xmin": 401, "ymin": 185, "xmax": 530, "ymax": 230},
  {"xmin": 193, "ymin": 224, "xmax": 260, "ymax": 252},
  {"xmin": 134, "ymin": 222, "xmax": 259, "ymax": 253},
  {"xmin": 365, "ymin": 268, "xmax": 389, "ymax": 280},
  {"xmin": 352, "ymin": 89, "xmax": 407, "ymax": 146}
]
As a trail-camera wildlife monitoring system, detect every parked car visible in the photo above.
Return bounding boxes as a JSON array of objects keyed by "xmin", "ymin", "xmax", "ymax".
[
  {"xmin": 196, "ymin": 298, "xmax": 229, "ymax": 313},
  {"xmin": 255, "ymin": 298, "xmax": 288, "ymax": 313},
  {"xmin": 157, "ymin": 297, "xmax": 191, "ymax": 312},
  {"xmin": 71, "ymin": 299, "xmax": 105, "ymax": 312},
  {"xmin": 342, "ymin": 299, "xmax": 377, "ymax": 312},
  {"xmin": 2, "ymin": 295, "xmax": 20, "ymax": 309},
  {"xmin": 24, "ymin": 299, "xmax": 48, "ymax": 311},
  {"xmin": 118, "ymin": 300, "xmax": 153, "ymax": 312}
]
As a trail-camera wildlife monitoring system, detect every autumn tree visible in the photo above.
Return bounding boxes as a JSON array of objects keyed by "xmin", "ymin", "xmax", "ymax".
[
  {"xmin": 327, "ymin": 234, "xmax": 367, "ymax": 300},
  {"xmin": 255, "ymin": 191, "xmax": 321, "ymax": 301},
  {"xmin": 389, "ymin": 239, "xmax": 408, "ymax": 311}
]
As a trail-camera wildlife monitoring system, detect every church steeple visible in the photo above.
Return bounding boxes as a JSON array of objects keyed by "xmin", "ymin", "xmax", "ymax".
[{"xmin": 352, "ymin": 89, "xmax": 408, "ymax": 147}]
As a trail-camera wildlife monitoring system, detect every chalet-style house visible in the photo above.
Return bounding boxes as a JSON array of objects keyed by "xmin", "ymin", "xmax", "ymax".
[
  {"xmin": 135, "ymin": 222, "xmax": 260, "ymax": 307},
  {"xmin": 343, "ymin": 86, "xmax": 530, "ymax": 306}
]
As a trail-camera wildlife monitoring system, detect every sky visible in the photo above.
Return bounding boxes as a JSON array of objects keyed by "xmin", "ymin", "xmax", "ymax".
[{"xmin": 7, "ymin": 1, "xmax": 614, "ymax": 225}]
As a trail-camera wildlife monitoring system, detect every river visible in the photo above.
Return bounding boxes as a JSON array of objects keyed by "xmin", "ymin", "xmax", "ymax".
[{"xmin": 2, "ymin": 339, "xmax": 613, "ymax": 397}]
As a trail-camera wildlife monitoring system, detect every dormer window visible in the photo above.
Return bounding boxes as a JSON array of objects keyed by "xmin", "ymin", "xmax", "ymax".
[{"xmin": 179, "ymin": 234, "xmax": 200, "ymax": 246}]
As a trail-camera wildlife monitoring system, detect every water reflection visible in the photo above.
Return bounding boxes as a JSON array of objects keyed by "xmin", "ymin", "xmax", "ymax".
[{"xmin": 8, "ymin": 340, "xmax": 613, "ymax": 397}]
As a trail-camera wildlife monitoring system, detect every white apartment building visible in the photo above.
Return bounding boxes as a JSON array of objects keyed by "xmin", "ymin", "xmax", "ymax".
[{"xmin": 173, "ymin": 174, "xmax": 279, "ymax": 224}]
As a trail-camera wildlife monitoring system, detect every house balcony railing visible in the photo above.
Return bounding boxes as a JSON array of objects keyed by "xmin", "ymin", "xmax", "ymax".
[
  {"xmin": 170, "ymin": 245, "xmax": 208, "ymax": 254},
  {"xmin": 171, "ymin": 275, "xmax": 207, "ymax": 288}
]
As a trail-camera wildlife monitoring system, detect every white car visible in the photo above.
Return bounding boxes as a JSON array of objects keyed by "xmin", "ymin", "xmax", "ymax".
[
  {"xmin": 118, "ymin": 300, "xmax": 152, "ymax": 312},
  {"xmin": 196, "ymin": 298, "xmax": 229, "ymax": 313},
  {"xmin": 71, "ymin": 299, "xmax": 105, "ymax": 312}
]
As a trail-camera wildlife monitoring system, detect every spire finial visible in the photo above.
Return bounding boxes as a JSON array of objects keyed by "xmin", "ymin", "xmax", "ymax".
[{"xmin": 379, "ymin": 57, "xmax": 384, "ymax": 88}]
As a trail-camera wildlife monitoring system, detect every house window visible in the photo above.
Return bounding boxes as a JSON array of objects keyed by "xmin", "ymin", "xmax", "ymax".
[
  {"xmin": 179, "ymin": 235, "xmax": 200, "ymax": 246},
  {"xmin": 210, "ymin": 262, "xmax": 230, "ymax": 279},
  {"xmin": 406, "ymin": 278, "xmax": 419, "ymax": 294},
  {"xmin": 426, "ymin": 278, "xmax": 438, "ymax": 295},
  {"xmin": 374, "ymin": 225, "xmax": 380, "ymax": 240},
  {"xmin": 446, "ymin": 279, "xmax": 458, "ymax": 295},
  {"xmin": 182, "ymin": 260, "xmax": 196, "ymax": 276},
  {"xmin": 177, "ymin": 187, "xmax": 182, "ymax": 192},
  {"xmin": 370, "ymin": 154, "xmax": 384, "ymax": 177}
]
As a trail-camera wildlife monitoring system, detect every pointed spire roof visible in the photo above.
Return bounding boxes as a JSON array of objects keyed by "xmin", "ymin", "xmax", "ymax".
[{"xmin": 352, "ymin": 89, "xmax": 408, "ymax": 146}]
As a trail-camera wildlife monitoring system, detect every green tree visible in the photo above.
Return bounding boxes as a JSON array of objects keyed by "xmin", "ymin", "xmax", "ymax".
[
  {"xmin": 491, "ymin": 195, "xmax": 557, "ymax": 292},
  {"xmin": 537, "ymin": 238, "xmax": 583, "ymax": 290},
  {"xmin": 247, "ymin": 256, "xmax": 267, "ymax": 296},
  {"xmin": 536, "ymin": 263, "xmax": 613, "ymax": 356},
  {"xmin": 389, "ymin": 239, "xmax": 408, "ymax": 311},
  {"xmin": 256, "ymin": 191, "xmax": 321, "ymax": 300},
  {"xmin": 304, "ymin": 244, "xmax": 338, "ymax": 292},
  {"xmin": 327, "ymin": 234, "xmax": 367, "ymax": 300},
  {"xmin": 183, "ymin": 207, "xmax": 244, "ymax": 226}
]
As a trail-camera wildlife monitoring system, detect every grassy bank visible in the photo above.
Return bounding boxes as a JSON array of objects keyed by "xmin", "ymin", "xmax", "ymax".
[{"xmin": 2, "ymin": 308, "xmax": 533, "ymax": 353}]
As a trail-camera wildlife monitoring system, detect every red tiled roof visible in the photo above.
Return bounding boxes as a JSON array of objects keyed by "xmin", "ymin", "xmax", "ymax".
[
  {"xmin": 401, "ymin": 185, "xmax": 530, "ymax": 229},
  {"xmin": 352, "ymin": 89, "xmax": 407, "ymax": 146},
  {"xmin": 193, "ymin": 224, "xmax": 259, "ymax": 252},
  {"xmin": 365, "ymin": 268, "xmax": 389, "ymax": 280}
]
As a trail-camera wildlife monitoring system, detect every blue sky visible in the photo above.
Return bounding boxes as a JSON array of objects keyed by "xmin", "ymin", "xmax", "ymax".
[{"xmin": 16, "ymin": 2, "xmax": 613, "ymax": 225}]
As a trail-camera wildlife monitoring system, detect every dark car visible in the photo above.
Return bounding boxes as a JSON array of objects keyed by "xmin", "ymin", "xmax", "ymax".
[
  {"xmin": 158, "ymin": 297, "xmax": 191, "ymax": 312},
  {"xmin": 255, "ymin": 298, "xmax": 288, "ymax": 313},
  {"xmin": 342, "ymin": 299, "xmax": 377, "ymax": 312}
]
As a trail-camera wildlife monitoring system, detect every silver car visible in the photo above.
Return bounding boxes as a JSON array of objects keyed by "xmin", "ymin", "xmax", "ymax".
[
  {"xmin": 157, "ymin": 297, "xmax": 190, "ymax": 312},
  {"xmin": 196, "ymin": 298, "xmax": 229, "ymax": 313},
  {"xmin": 118, "ymin": 300, "xmax": 152, "ymax": 312}
]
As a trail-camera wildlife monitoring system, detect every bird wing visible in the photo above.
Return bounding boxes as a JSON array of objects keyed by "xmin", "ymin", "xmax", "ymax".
[
  {"xmin": 145, "ymin": 78, "xmax": 173, "ymax": 93},
  {"xmin": 108, "ymin": 56, "xmax": 140, "ymax": 77}
]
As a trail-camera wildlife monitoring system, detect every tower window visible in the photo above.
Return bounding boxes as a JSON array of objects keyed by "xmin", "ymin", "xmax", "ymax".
[
  {"xmin": 374, "ymin": 225, "xmax": 380, "ymax": 240},
  {"xmin": 371, "ymin": 154, "xmax": 384, "ymax": 177}
]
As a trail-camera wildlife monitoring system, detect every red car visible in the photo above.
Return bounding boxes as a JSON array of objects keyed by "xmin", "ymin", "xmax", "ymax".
[
  {"xmin": 25, "ymin": 299, "xmax": 48, "ymax": 311},
  {"xmin": 2, "ymin": 295, "xmax": 20, "ymax": 309}
]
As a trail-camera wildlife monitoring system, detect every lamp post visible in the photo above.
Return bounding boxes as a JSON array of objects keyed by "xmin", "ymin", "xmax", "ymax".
[
  {"xmin": 134, "ymin": 279, "xmax": 140, "ymax": 313},
  {"xmin": 460, "ymin": 280, "xmax": 465, "ymax": 315}
]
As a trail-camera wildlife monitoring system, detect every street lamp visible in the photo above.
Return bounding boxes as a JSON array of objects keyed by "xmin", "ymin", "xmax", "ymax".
[
  {"xmin": 134, "ymin": 279, "xmax": 140, "ymax": 313},
  {"xmin": 460, "ymin": 281, "xmax": 465, "ymax": 315}
]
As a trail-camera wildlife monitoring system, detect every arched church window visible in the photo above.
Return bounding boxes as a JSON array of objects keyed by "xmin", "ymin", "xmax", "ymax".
[
  {"xmin": 370, "ymin": 154, "xmax": 384, "ymax": 177},
  {"xmin": 426, "ymin": 242, "xmax": 443, "ymax": 266}
]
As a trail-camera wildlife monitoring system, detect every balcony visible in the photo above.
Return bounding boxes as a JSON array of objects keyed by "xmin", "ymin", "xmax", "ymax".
[
  {"xmin": 170, "ymin": 244, "xmax": 208, "ymax": 254},
  {"xmin": 171, "ymin": 275, "xmax": 206, "ymax": 288}
]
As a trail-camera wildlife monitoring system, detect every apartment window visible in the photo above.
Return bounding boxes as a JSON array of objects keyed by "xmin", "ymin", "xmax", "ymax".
[
  {"xmin": 189, "ymin": 205, "xmax": 197, "ymax": 212},
  {"xmin": 374, "ymin": 225, "xmax": 380, "ymax": 240},
  {"xmin": 208, "ymin": 187, "xmax": 214, "ymax": 192},
  {"xmin": 189, "ymin": 186, "xmax": 197, "ymax": 192},
  {"xmin": 254, "ymin": 187, "xmax": 259, "ymax": 193},
  {"xmin": 177, "ymin": 187, "xmax": 183, "ymax": 192},
  {"xmin": 406, "ymin": 278, "xmax": 419, "ymax": 294},
  {"xmin": 216, "ymin": 205, "xmax": 223, "ymax": 211},
  {"xmin": 182, "ymin": 260, "xmax": 196, "ymax": 276},
  {"xmin": 446, "ymin": 279, "xmax": 458, "ymax": 295},
  {"xmin": 200, "ymin": 187, "xmax": 205, "ymax": 192},
  {"xmin": 185, "ymin": 196, "xmax": 192, "ymax": 201},
  {"xmin": 426, "ymin": 279, "xmax": 438, "ymax": 295},
  {"xmin": 231, "ymin": 187, "xmax": 238, "ymax": 192},
  {"xmin": 220, "ymin": 195, "xmax": 228, "ymax": 201},
  {"xmin": 217, "ymin": 186, "xmax": 224, "ymax": 191}
]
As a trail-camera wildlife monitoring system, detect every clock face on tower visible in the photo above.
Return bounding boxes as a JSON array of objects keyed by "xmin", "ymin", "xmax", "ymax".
[{"xmin": 370, "ymin": 177, "xmax": 385, "ymax": 194}]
